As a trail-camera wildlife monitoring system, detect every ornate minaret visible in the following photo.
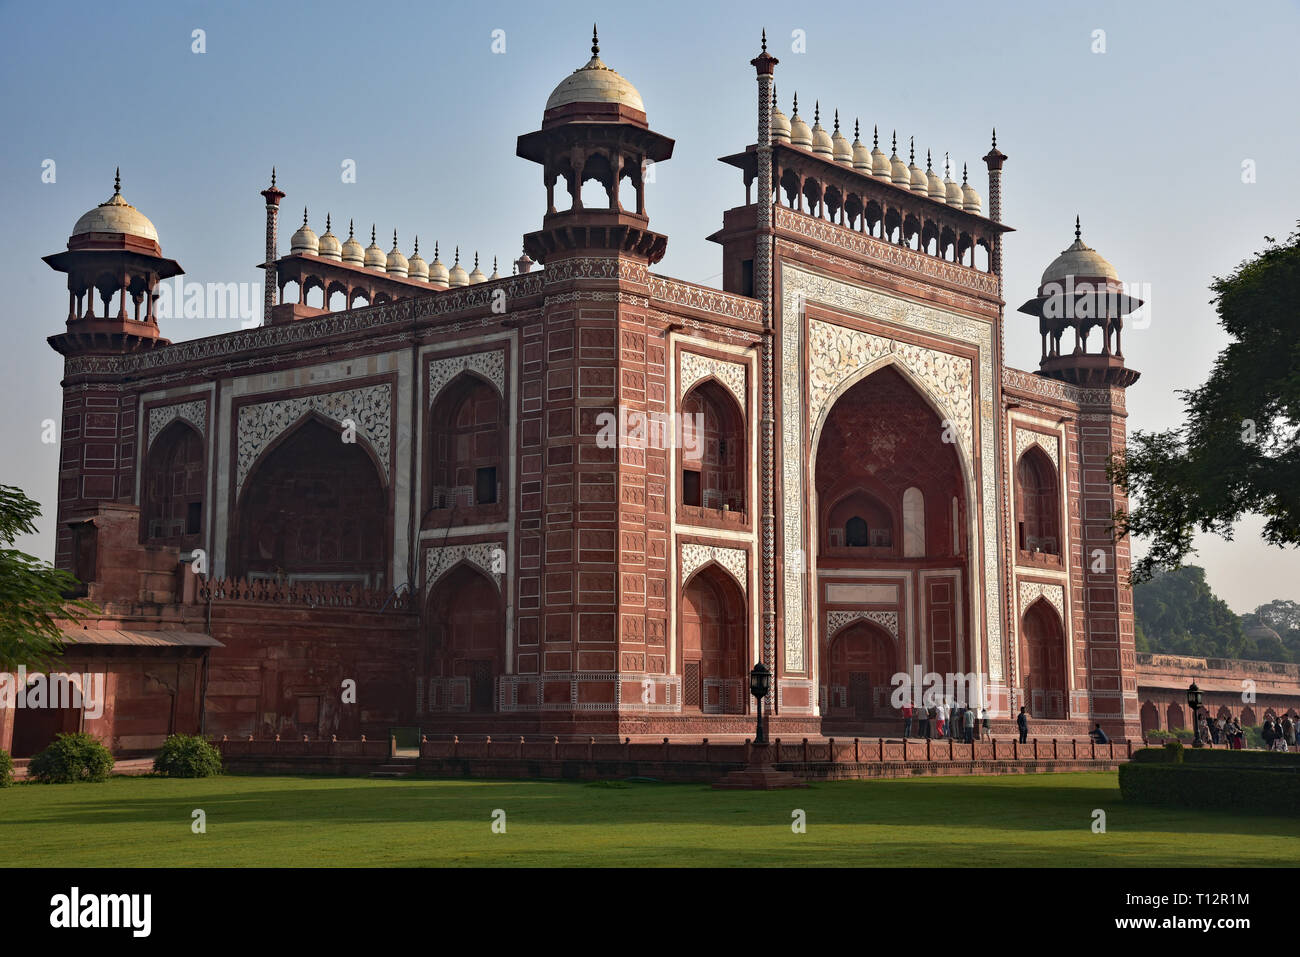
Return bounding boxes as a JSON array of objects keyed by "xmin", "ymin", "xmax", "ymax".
[
  {"xmin": 750, "ymin": 30, "xmax": 778, "ymax": 675},
  {"xmin": 260, "ymin": 168, "xmax": 285, "ymax": 325},
  {"xmin": 982, "ymin": 129, "xmax": 1007, "ymax": 283}
]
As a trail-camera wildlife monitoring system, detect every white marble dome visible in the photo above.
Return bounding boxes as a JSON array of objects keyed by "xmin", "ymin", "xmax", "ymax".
[
  {"xmin": 289, "ymin": 209, "xmax": 318, "ymax": 255},
  {"xmin": 71, "ymin": 172, "xmax": 160, "ymax": 244},
  {"xmin": 544, "ymin": 30, "xmax": 644, "ymax": 115}
]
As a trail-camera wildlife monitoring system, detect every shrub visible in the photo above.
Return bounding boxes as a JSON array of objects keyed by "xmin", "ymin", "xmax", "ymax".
[
  {"xmin": 28, "ymin": 732, "xmax": 114, "ymax": 784},
  {"xmin": 153, "ymin": 734, "xmax": 223, "ymax": 778},
  {"xmin": 1119, "ymin": 763, "xmax": 1300, "ymax": 815},
  {"xmin": 1163, "ymin": 739, "xmax": 1185, "ymax": 763},
  {"xmin": 0, "ymin": 749, "xmax": 12, "ymax": 787}
]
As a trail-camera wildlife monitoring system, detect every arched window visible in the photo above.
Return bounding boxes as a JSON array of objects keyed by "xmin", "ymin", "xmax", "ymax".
[
  {"xmin": 1017, "ymin": 446, "xmax": 1060, "ymax": 556},
  {"xmin": 144, "ymin": 421, "xmax": 204, "ymax": 545},
  {"xmin": 681, "ymin": 379, "xmax": 744, "ymax": 512},
  {"xmin": 427, "ymin": 374, "xmax": 503, "ymax": 519},
  {"xmin": 844, "ymin": 516, "xmax": 868, "ymax": 547},
  {"xmin": 826, "ymin": 490, "xmax": 893, "ymax": 549}
]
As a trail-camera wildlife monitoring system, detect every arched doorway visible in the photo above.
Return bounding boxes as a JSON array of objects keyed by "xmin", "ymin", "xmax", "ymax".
[
  {"xmin": 425, "ymin": 373, "xmax": 504, "ymax": 520},
  {"xmin": 233, "ymin": 417, "xmax": 388, "ymax": 587},
  {"xmin": 824, "ymin": 621, "xmax": 897, "ymax": 723},
  {"xmin": 680, "ymin": 565, "xmax": 747, "ymax": 713},
  {"xmin": 143, "ymin": 420, "xmax": 204, "ymax": 547},
  {"xmin": 1166, "ymin": 702, "xmax": 1186, "ymax": 730},
  {"xmin": 1019, "ymin": 598, "xmax": 1066, "ymax": 718},
  {"xmin": 1140, "ymin": 701, "xmax": 1160, "ymax": 736},
  {"xmin": 814, "ymin": 365, "xmax": 969, "ymax": 685},
  {"xmin": 425, "ymin": 563, "xmax": 504, "ymax": 713}
]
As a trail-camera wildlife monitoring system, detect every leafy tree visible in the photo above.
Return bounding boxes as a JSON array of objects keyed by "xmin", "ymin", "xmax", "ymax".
[
  {"xmin": 1132, "ymin": 566, "xmax": 1245, "ymax": 659},
  {"xmin": 0, "ymin": 485, "xmax": 94, "ymax": 670},
  {"xmin": 1110, "ymin": 225, "xmax": 1300, "ymax": 583}
]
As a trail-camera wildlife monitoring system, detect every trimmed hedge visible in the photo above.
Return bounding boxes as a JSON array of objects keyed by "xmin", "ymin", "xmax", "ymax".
[
  {"xmin": 153, "ymin": 734, "xmax": 223, "ymax": 778},
  {"xmin": 0, "ymin": 749, "xmax": 12, "ymax": 787},
  {"xmin": 28, "ymin": 732, "xmax": 114, "ymax": 783},
  {"xmin": 1130, "ymin": 745, "xmax": 1300, "ymax": 767},
  {"xmin": 1120, "ymin": 762, "xmax": 1300, "ymax": 815}
]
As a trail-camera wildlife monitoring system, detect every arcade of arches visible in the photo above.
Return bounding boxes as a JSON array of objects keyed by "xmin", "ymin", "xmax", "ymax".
[
  {"xmin": 232, "ymin": 418, "xmax": 388, "ymax": 587},
  {"xmin": 814, "ymin": 365, "xmax": 971, "ymax": 726}
]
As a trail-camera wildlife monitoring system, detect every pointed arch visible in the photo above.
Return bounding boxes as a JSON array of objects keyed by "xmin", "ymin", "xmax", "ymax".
[
  {"xmin": 680, "ymin": 378, "xmax": 745, "ymax": 512},
  {"xmin": 1016, "ymin": 444, "xmax": 1060, "ymax": 557},
  {"xmin": 424, "ymin": 370, "xmax": 505, "ymax": 521},
  {"xmin": 425, "ymin": 562, "xmax": 505, "ymax": 713},
  {"xmin": 679, "ymin": 563, "xmax": 748, "ymax": 714},
  {"xmin": 1019, "ymin": 596, "xmax": 1066, "ymax": 718},
  {"xmin": 143, "ymin": 419, "xmax": 205, "ymax": 545}
]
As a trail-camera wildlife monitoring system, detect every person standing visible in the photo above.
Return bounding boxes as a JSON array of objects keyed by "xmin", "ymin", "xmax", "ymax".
[
  {"xmin": 1017, "ymin": 706, "xmax": 1029, "ymax": 744},
  {"xmin": 964, "ymin": 704, "xmax": 975, "ymax": 744},
  {"xmin": 981, "ymin": 707, "xmax": 991, "ymax": 739},
  {"xmin": 1282, "ymin": 714, "xmax": 1295, "ymax": 751},
  {"xmin": 902, "ymin": 702, "xmax": 914, "ymax": 739}
]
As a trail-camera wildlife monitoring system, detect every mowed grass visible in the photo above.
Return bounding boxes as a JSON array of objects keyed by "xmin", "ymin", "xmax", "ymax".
[{"xmin": 2, "ymin": 770, "xmax": 1297, "ymax": 867}]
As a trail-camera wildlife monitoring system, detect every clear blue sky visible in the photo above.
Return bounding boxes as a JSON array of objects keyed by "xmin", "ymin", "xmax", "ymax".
[{"xmin": 2, "ymin": 0, "xmax": 1297, "ymax": 611}]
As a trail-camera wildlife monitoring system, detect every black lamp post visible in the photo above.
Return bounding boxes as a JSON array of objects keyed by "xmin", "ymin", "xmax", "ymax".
[
  {"xmin": 1186, "ymin": 682, "xmax": 1204, "ymax": 748},
  {"xmin": 750, "ymin": 661, "xmax": 772, "ymax": 746}
]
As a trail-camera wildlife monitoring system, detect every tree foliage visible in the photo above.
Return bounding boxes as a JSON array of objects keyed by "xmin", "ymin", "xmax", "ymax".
[
  {"xmin": 1110, "ymin": 225, "xmax": 1300, "ymax": 583},
  {"xmin": 0, "ymin": 485, "xmax": 95, "ymax": 670},
  {"xmin": 1132, "ymin": 565, "xmax": 1245, "ymax": 659}
]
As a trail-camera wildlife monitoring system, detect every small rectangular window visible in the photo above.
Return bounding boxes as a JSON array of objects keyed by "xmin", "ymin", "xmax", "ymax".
[
  {"xmin": 741, "ymin": 259, "xmax": 755, "ymax": 297},
  {"xmin": 476, "ymin": 466, "xmax": 498, "ymax": 505},
  {"xmin": 683, "ymin": 470, "xmax": 702, "ymax": 507},
  {"xmin": 186, "ymin": 501, "xmax": 202, "ymax": 535}
]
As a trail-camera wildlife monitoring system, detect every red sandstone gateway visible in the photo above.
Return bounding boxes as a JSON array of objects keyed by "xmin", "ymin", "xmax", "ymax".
[{"xmin": 4, "ymin": 28, "xmax": 1172, "ymax": 757}]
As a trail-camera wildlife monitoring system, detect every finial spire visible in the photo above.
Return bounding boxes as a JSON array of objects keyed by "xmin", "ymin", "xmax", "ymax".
[
  {"xmin": 814, "ymin": 100, "xmax": 820, "ymax": 124},
  {"xmin": 114, "ymin": 167, "xmax": 121, "ymax": 194},
  {"xmin": 772, "ymin": 85, "xmax": 778, "ymax": 108},
  {"xmin": 945, "ymin": 152, "xmax": 951, "ymax": 176},
  {"xmin": 926, "ymin": 148, "xmax": 932, "ymax": 171},
  {"xmin": 370, "ymin": 224, "xmax": 376, "ymax": 244},
  {"xmin": 493, "ymin": 255, "xmax": 498, "ymax": 271},
  {"xmin": 434, "ymin": 240, "xmax": 440, "ymax": 259},
  {"xmin": 454, "ymin": 245, "xmax": 460, "ymax": 265},
  {"xmin": 326, "ymin": 213, "xmax": 332, "ymax": 231},
  {"xmin": 393, "ymin": 229, "xmax": 398, "ymax": 247},
  {"xmin": 792, "ymin": 92, "xmax": 798, "ymax": 114},
  {"xmin": 833, "ymin": 109, "xmax": 840, "ymax": 132},
  {"xmin": 854, "ymin": 118, "xmax": 860, "ymax": 139},
  {"xmin": 348, "ymin": 218, "xmax": 354, "ymax": 239},
  {"xmin": 962, "ymin": 163, "xmax": 968, "ymax": 185},
  {"xmin": 909, "ymin": 136, "xmax": 914, "ymax": 164},
  {"xmin": 892, "ymin": 130, "xmax": 897, "ymax": 152},
  {"xmin": 414, "ymin": 236, "xmax": 419, "ymax": 254},
  {"xmin": 992, "ymin": 127, "xmax": 998, "ymax": 149},
  {"xmin": 873, "ymin": 125, "xmax": 879, "ymax": 148},
  {"xmin": 1075, "ymin": 215, "xmax": 1081, "ymax": 241},
  {"xmin": 591, "ymin": 23, "xmax": 599, "ymax": 57},
  {"xmin": 270, "ymin": 166, "xmax": 276, "ymax": 188},
  {"xmin": 761, "ymin": 28, "xmax": 767, "ymax": 53}
]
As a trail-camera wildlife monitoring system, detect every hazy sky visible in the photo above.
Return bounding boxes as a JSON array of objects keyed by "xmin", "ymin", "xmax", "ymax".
[{"xmin": 1, "ymin": 0, "xmax": 1296, "ymax": 613}]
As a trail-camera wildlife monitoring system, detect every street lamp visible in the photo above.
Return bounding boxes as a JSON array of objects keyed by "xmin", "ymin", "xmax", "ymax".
[
  {"xmin": 1186, "ymin": 682, "xmax": 1204, "ymax": 748},
  {"xmin": 750, "ymin": 662, "xmax": 772, "ymax": 746}
]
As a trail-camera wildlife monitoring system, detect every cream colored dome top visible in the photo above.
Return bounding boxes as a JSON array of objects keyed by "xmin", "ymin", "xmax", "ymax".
[
  {"xmin": 289, "ymin": 208, "xmax": 319, "ymax": 255},
  {"xmin": 810, "ymin": 104, "xmax": 833, "ymax": 157},
  {"xmin": 925, "ymin": 151, "xmax": 945, "ymax": 200},
  {"xmin": 851, "ymin": 120, "xmax": 871, "ymax": 171},
  {"xmin": 447, "ymin": 247, "xmax": 469, "ymax": 287},
  {"xmin": 943, "ymin": 157, "xmax": 963, "ymax": 207},
  {"xmin": 407, "ymin": 237, "xmax": 429, "ymax": 281},
  {"xmin": 1041, "ymin": 219, "xmax": 1120, "ymax": 285},
  {"xmin": 363, "ymin": 225, "xmax": 386, "ymax": 271},
  {"xmin": 71, "ymin": 170, "xmax": 160, "ymax": 244},
  {"xmin": 789, "ymin": 94, "xmax": 812, "ymax": 148},
  {"xmin": 907, "ymin": 141, "xmax": 927, "ymax": 193},
  {"xmin": 467, "ymin": 252, "xmax": 487, "ymax": 284},
  {"xmin": 385, "ymin": 231, "xmax": 409, "ymax": 277},
  {"xmin": 341, "ymin": 220, "xmax": 365, "ymax": 265},
  {"xmin": 960, "ymin": 164, "xmax": 982, "ymax": 213},
  {"xmin": 888, "ymin": 133, "xmax": 909, "ymax": 185},
  {"xmin": 831, "ymin": 111, "xmax": 852, "ymax": 165},
  {"xmin": 428, "ymin": 241, "xmax": 449, "ymax": 286},
  {"xmin": 488, "ymin": 256, "xmax": 501, "ymax": 281},
  {"xmin": 317, "ymin": 214, "xmax": 342, "ymax": 260},
  {"xmin": 544, "ymin": 28, "xmax": 644, "ymax": 115},
  {"xmin": 870, "ymin": 127, "xmax": 888, "ymax": 178},
  {"xmin": 770, "ymin": 88, "xmax": 790, "ymax": 143}
]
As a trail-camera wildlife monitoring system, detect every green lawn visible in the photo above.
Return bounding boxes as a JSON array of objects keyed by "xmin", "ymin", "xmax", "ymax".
[{"xmin": 3, "ymin": 771, "xmax": 1296, "ymax": 866}]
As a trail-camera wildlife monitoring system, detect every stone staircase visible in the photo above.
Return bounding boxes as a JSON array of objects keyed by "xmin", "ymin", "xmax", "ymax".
[{"xmin": 368, "ymin": 757, "xmax": 418, "ymax": 779}]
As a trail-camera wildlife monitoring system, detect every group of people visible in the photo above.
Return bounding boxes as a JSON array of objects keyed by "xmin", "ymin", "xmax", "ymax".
[
  {"xmin": 1189, "ymin": 710, "xmax": 1297, "ymax": 750},
  {"xmin": 901, "ymin": 702, "xmax": 990, "ymax": 743}
]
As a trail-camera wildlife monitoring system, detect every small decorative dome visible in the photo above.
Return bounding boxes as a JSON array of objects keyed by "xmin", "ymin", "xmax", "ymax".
[
  {"xmin": 467, "ymin": 252, "xmax": 487, "ymax": 284},
  {"xmin": 71, "ymin": 169, "xmax": 160, "ymax": 244},
  {"xmin": 770, "ymin": 87, "xmax": 790, "ymax": 143},
  {"xmin": 341, "ymin": 220, "xmax": 365, "ymax": 265},
  {"xmin": 831, "ymin": 111, "xmax": 852, "ymax": 165},
  {"xmin": 925, "ymin": 150, "xmax": 945, "ymax": 200},
  {"xmin": 810, "ymin": 103, "xmax": 833, "ymax": 157},
  {"xmin": 363, "ymin": 225, "xmax": 386, "ymax": 271},
  {"xmin": 447, "ymin": 246, "xmax": 469, "ymax": 287},
  {"xmin": 943, "ymin": 155, "xmax": 963, "ymax": 207},
  {"xmin": 851, "ymin": 120, "xmax": 871, "ymax": 171},
  {"xmin": 870, "ymin": 126, "xmax": 888, "ymax": 178},
  {"xmin": 428, "ymin": 241, "xmax": 449, "ymax": 287},
  {"xmin": 888, "ymin": 132, "xmax": 909, "ymax": 185},
  {"xmin": 544, "ymin": 26, "xmax": 645, "ymax": 116},
  {"xmin": 1040, "ymin": 217, "xmax": 1120, "ymax": 286},
  {"xmin": 960, "ymin": 164, "xmax": 982, "ymax": 213},
  {"xmin": 317, "ymin": 214, "xmax": 342, "ymax": 260},
  {"xmin": 290, "ymin": 208, "xmax": 319, "ymax": 255},
  {"xmin": 789, "ymin": 94, "xmax": 812, "ymax": 149},
  {"xmin": 907, "ymin": 140, "xmax": 927, "ymax": 193},
  {"xmin": 488, "ymin": 256, "xmax": 500, "ymax": 281},
  {"xmin": 407, "ymin": 236, "xmax": 428, "ymax": 281},
  {"xmin": 385, "ymin": 230, "xmax": 409, "ymax": 277}
]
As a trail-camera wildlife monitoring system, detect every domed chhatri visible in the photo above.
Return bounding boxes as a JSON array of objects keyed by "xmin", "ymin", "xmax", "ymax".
[
  {"xmin": 888, "ymin": 132, "xmax": 909, "ymax": 185},
  {"xmin": 788, "ymin": 93, "xmax": 812, "ymax": 149},
  {"xmin": 407, "ymin": 236, "xmax": 429, "ymax": 282},
  {"xmin": 340, "ymin": 219, "xmax": 365, "ymax": 266},
  {"xmin": 851, "ymin": 120, "xmax": 871, "ymax": 171},
  {"xmin": 385, "ymin": 230, "xmax": 409, "ymax": 278},
  {"xmin": 870, "ymin": 126, "xmax": 888, "ymax": 179},
  {"xmin": 831, "ymin": 111, "xmax": 853, "ymax": 166},
  {"xmin": 960, "ymin": 163, "xmax": 982, "ymax": 213},
  {"xmin": 944, "ymin": 155, "xmax": 963, "ymax": 208},
  {"xmin": 907, "ymin": 139, "xmax": 927, "ymax": 194},
  {"xmin": 428, "ymin": 241, "xmax": 449, "ymax": 288},
  {"xmin": 363, "ymin": 225, "xmax": 386, "ymax": 271},
  {"xmin": 1040, "ymin": 216, "xmax": 1120, "ymax": 286},
  {"xmin": 543, "ymin": 25, "xmax": 645, "ymax": 121},
  {"xmin": 467, "ymin": 251, "xmax": 486, "ymax": 284},
  {"xmin": 447, "ymin": 246, "xmax": 469, "ymax": 288},
  {"xmin": 317, "ymin": 214, "xmax": 342, "ymax": 261},
  {"xmin": 70, "ymin": 168, "xmax": 161, "ymax": 248},
  {"xmin": 769, "ymin": 88, "xmax": 790, "ymax": 144},
  {"xmin": 289, "ymin": 208, "xmax": 318, "ymax": 256},
  {"xmin": 810, "ymin": 102, "xmax": 833, "ymax": 157}
]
